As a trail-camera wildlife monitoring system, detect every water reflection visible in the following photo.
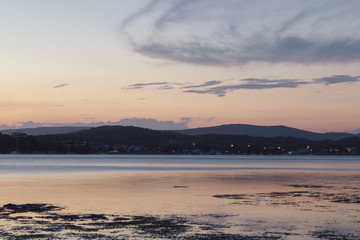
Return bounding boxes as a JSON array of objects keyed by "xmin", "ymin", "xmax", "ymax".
[{"xmin": 0, "ymin": 170, "xmax": 359, "ymax": 239}]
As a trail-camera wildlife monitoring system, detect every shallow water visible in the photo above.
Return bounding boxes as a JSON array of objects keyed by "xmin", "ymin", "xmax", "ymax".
[
  {"xmin": 0, "ymin": 155, "xmax": 359, "ymax": 239},
  {"xmin": 1, "ymin": 154, "xmax": 360, "ymax": 174}
]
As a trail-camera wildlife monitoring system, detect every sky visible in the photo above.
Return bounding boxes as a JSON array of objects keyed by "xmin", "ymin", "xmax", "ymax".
[{"xmin": 1, "ymin": 0, "xmax": 360, "ymax": 132}]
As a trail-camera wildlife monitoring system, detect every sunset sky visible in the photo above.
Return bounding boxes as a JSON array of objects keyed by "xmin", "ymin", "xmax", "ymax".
[{"xmin": 1, "ymin": 0, "xmax": 360, "ymax": 132}]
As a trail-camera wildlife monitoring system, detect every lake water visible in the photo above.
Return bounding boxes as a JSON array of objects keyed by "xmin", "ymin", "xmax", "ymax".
[
  {"xmin": 1, "ymin": 154, "xmax": 360, "ymax": 174},
  {"xmin": 0, "ymin": 154, "xmax": 360, "ymax": 239}
]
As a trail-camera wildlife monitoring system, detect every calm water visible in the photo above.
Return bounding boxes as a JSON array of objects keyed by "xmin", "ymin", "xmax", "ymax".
[
  {"xmin": 0, "ymin": 154, "xmax": 359, "ymax": 174},
  {"xmin": 1, "ymin": 154, "xmax": 360, "ymax": 239}
]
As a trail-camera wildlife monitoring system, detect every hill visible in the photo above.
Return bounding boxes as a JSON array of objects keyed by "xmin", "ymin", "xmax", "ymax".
[
  {"xmin": 2, "ymin": 125, "xmax": 359, "ymax": 154},
  {"xmin": 173, "ymin": 124, "xmax": 353, "ymax": 141},
  {"xmin": 1, "ymin": 124, "xmax": 355, "ymax": 141},
  {"xmin": 39, "ymin": 126, "xmax": 185, "ymax": 146}
]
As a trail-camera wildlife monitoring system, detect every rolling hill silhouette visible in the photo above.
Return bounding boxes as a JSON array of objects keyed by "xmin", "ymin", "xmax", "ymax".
[
  {"xmin": 0, "ymin": 124, "xmax": 356, "ymax": 141},
  {"xmin": 1, "ymin": 125, "xmax": 359, "ymax": 154},
  {"xmin": 173, "ymin": 124, "xmax": 353, "ymax": 141}
]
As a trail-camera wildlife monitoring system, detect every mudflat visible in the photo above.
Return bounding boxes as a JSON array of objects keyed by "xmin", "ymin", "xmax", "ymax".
[{"xmin": 0, "ymin": 171, "xmax": 359, "ymax": 239}]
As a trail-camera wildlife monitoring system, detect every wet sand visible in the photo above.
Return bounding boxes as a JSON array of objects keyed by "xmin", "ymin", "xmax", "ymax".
[{"xmin": 0, "ymin": 171, "xmax": 360, "ymax": 239}]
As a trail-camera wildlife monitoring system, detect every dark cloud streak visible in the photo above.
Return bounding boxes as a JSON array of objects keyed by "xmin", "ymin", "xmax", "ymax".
[
  {"xmin": 314, "ymin": 75, "xmax": 360, "ymax": 85},
  {"xmin": 54, "ymin": 83, "xmax": 69, "ymax": 88},
  {"xmin": 127, "ymin": 82, "xmax": 169, "ymax": 89},
  {"xmin": 125, "ymin": 74, "xmax": 360, "ymax": 97},
  {"xmin": 182, "ymin": 80, "xmax": 222, "ymax": 89},
  {"xmin": 183, "ymin": 79, "xmax": 309, "ymax": 97}
]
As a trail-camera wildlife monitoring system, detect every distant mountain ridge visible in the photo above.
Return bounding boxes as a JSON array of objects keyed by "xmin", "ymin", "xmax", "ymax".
[
  {"xmin": 173, "ymin": 124, "xmax": 354, "ymax": 141},
  {"xmin": 0, "ymin": 124, "xmax": 356, "ymax": 141},
  {"xmin": 63, "ymin": 126, "xmax": 182, "ymax": 145},
  {"xmin": 1, "ymin": 125, "xmax": 359, "ymax": 154},
  {"xmin": 0, "ymin": 127, "xmax": 91, "ymax": 136}
]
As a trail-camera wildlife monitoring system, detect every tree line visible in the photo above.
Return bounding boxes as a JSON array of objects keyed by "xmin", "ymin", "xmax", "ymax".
[{"xmin": 1, "ymin": 126, "xmax": 359, "ymax": 155}]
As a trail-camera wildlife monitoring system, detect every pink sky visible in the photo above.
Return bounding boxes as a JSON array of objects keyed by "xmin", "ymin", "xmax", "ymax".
[{"xmin": 1, "ymin": 1, "xmax": 360, "ymax": 133}]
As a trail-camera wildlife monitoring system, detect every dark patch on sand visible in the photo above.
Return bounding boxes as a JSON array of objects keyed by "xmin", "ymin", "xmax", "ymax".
[
  {"xmin": 65, "ymin": 233, "xmax": 112, "ymax": 240},
  {"xmin": 0, "ymin": 203, "xmax": 299, "ymax": 240},
  {"xmin": 0, "ymin": 203, "xmax": 61, "ymax": 214},
  {"xmin": 1, "ymin": 203, "xmax": 359, "ymax": 239},
  {"xmin": 174, "ymin": 186, "xmax": 188, "ymax": 188},
  {"xmin": 12, "ymin": 234, "xmax": 55, "ymax": 239},
  {"xmin": 86, "ymin": 214, "xmax": 190, "ymax": 236},
  {"xmin": 288, "ymin": 184, "xmax": 333, "ymax": 189},
  {"xmin": 213, "ymin": 190, "xmax": 360, "ymax": 206},
  {"xmin": 132, "ymin": 215, "xmax": 189, "ymax": 237},
  {"xmin": 40, "ymin": 213, "xmax": 108, "ymax": 222},
  {"xmin": 344, "ymin": 186, "xmax": 360, "ymax": 190},
  {"xmin": 181, "ymin": 233, "xmax": 283, "ymax": 240},
  {"xmin": 207, "ymin": 213, "xmax": 239, "ymax": 218},
  {"xmin": 320, "ymin": 193, "xmax": 360, "ymax": 204},
  {"xmin": 312, "ymin": 230, "xmax": 360, "ymax": 240},
  {"xmin": 213, "ymin": 194, "xmax": 248, "ymax": 199},
  {"xmin": 261, "ymin": 191, "xmax": 310, "ymax": 198}
]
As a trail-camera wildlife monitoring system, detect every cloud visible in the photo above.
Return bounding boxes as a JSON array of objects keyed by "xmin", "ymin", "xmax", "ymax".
[
  {"xmin": 0, "ymin": 124, "xmax": 16, "ymax": 131},
  {"xmin": 157, "ymin": 85, "xmax": 174, "ymax": 90},
  {"xmin": 54, "ymin": 83, "xmax": 69, "ymax": 88},
  {"xmin": 19, "ymin": 121, "xmax": 45, "ymax": 128},
  {"xmin": 314, "ymin": 75, "xmax": 360, "ymax": 85},
  {"xmin": 181, "ymin": 116, "xmax": 215, "ymax": 123},
  {"xmin": 122, "ymin": 0, "xmax": 360, "ymax": 66},
  {"xmin": 125, "ymin": 81, "xmax": 188, "ymax": 91},
  {"xmin": 125, "ymin": 74, "xmax": 360, "ymax": 97},
  {"xmin": 349, "ymin": 128, "xmax": 360, "ymax": 135},
  {"xmin": 127, "ymin": 82, "xmax": 169, "ymax": 89},
  {"xmin": 125, "ymin": 78, "xmax": 311, "ymax": 97},
  {"xmin": 182, "ymin": 80, "xmax": 222, "ymax": 89},
  {"xmin": 183, "ymin": 78, "xmax": 309, "ymax": 97},
  {"xmin": 115, "ymin": 118, "xmax": 188, "ymax": 130},
  {"xmin": 126, "ymin": 81, "xmax": 222, "ymax": 91}
]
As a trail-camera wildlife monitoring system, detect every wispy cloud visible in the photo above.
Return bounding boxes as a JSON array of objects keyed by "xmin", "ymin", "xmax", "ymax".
[
  {"xmin": 125, "ymin": 81, "xmax": 188, "ymax": 91},
  {"xmin": 181, "ymin": 116, "xmax": 215, "ymax": 123},
  {"xmin": 115, "ymin": 118, "xmax": 188, "ymax": 130},
  {"xmin": 183, "ymin": 79, "xmax": 309, "ymax": 97},
  {"xmin": 182, "ymin": 80, "xmax": 222, "ymax": 89},
  {"xmin": 125, "ymin": 74, "xmax": 360, "ymax": 97},
  {"xmin": 54, "ymin": 83, "xmax": 69, "ymax": 88},
  {"xmin": 314, "ymin": 75, "xmax": 360, "ymax": 85},
  {"xmin": 127, "ymin": 82, "xmax": 169, "ymax": 89},
  {"xmin": 157, "ymin": 85, "xmax": 174, "ymax": 90},
  {"xmin": 122, "ymin": 0, "xmax": 360, "ymax": 66}
]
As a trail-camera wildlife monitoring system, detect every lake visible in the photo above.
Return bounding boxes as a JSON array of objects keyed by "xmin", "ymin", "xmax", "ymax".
[
  {"xmin": 0, "ymin": 154, "xmax": 359, "ymax": 239},
  {"xmin": 1, "ymin": 154, "xmax": 360, "ymax": 174}
]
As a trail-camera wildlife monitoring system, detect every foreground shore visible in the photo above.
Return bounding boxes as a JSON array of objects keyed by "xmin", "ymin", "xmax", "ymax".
[{"xmin": 1, "ymin": 171, "xmax": 360, "ymax": 239}]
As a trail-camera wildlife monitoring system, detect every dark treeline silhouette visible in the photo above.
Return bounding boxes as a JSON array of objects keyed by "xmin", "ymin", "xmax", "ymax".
[
  {"xmin": 1, "ymin": 126, "xmax": 359, "ymax": 155},
  {"xmin": 0, "ymin": 133, "xmax": 39, "ymax": 154},
  {"xmin": 0, "ymin": 133, "xmax": 14, "ymax": 153}
]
